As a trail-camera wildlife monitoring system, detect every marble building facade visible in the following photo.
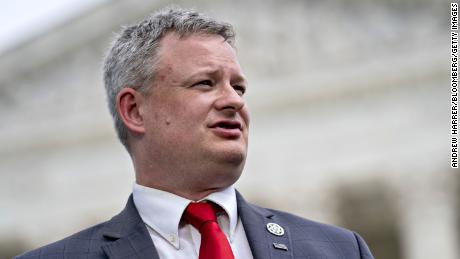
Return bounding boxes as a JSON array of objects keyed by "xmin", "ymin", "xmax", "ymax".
[{"xmin": 0, "ymin": 1, "xmax": 455, "ymax": 258}]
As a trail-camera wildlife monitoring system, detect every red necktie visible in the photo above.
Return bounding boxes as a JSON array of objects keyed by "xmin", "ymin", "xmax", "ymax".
[{"xmin": 184, "ymin": 202, "xmax": 235, "ymax": 259}]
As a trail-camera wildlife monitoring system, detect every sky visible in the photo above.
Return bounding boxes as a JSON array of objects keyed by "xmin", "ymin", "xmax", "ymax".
[{"xmin": 0, "ymin": 0, "xmax": 108, "ymax": 54}]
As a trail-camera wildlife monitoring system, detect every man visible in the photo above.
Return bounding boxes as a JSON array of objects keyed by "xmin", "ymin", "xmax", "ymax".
[{"xmin": 16, "ymin": 7, "xmax": 374, "ymax": 259}]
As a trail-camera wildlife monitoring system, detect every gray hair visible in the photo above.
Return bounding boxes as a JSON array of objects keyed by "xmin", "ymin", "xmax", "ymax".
[{"xmin": 103, "ymin": 6, "xmax": 235, "ymax": 149}]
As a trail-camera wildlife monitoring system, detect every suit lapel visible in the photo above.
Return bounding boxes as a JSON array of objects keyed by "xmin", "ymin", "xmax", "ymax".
[
  {"xmin": 99, "ymin": 192, "xmax": 294, "ymax": 259},
  {"xmin": 237, "ymin": 191, "xmax": 293, "ymax": 259},
  {"xmin": 101, "ymin": 195, "xmax": 160, "ymax": 259}
]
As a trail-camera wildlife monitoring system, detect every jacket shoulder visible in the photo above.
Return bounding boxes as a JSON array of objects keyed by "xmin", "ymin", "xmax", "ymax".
[
  {"xmin": 263, "ymin": 207, "xmax": 374, "ymax": 258},
  {"xmin": 14, "ymin": 221, "xmax": 109, "ymax": 259},
  {"xmin": 267, "ymin": 207, "xmax": 356, "ymax": 239},
  {"xmin": 15, "ymin": 195, "xmax": 144, "ymax": 259}
]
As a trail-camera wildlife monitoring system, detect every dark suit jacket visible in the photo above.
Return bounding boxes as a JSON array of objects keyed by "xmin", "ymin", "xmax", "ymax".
[{"xmin": 15, "ymin": 192, "xmax": 374, "ymax": 259}]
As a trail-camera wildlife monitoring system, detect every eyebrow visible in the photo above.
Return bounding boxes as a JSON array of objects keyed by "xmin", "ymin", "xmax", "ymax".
[{"xmin": 187, "ymin": 67, "xmax": 247, "ymax": 85}]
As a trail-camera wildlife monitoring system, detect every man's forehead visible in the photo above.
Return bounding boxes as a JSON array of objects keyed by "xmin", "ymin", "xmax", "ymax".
[
  {"xmin": 154, "ymin": 32, "xmax": 242, "ymax": 77},
  {"xmin": 158, "ymin": 32, "xmax": 233, "ymax": 58}
]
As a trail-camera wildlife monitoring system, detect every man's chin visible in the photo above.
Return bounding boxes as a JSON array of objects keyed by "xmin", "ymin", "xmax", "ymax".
[
  {"xmin": 221, "ymin": 151, "xmax": 246, "ymax": 166},
  {"xmin": 210, "ymin": 145, "xmax": 247, "ymax": 166}
]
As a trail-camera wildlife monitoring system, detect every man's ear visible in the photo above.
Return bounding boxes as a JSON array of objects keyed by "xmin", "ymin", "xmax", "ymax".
[{"xmin": 116, "ymin": 87, "xmax": 146, "ymax": 134}]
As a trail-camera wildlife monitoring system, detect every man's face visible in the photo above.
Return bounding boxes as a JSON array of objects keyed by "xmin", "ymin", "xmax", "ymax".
[{"xmin": 138, "ymin": 32, "xmax": 249, "ymax": 189}]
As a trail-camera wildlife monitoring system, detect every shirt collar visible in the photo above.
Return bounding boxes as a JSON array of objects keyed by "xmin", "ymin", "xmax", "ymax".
[
  {"xmin": 199, "ymin": 185, "xmax": 238, "ymax": 242},
  {"xmin": 132, "ymin": 183, "xmax": 238, "ymax": 248}
]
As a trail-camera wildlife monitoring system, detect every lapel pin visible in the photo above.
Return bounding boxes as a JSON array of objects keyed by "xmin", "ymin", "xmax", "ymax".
[
  {"xmin": 266, "ymin": 222, "xmax": 285, "ymax": 236},
  {"xmin": 273, "ymin": 242, "xmax": 288, "ymax": 251}
]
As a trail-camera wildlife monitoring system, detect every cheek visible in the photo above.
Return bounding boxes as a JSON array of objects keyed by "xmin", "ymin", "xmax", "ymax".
[
  {"xmin": 162, "ymin": 99, "xmax": 204, "ymax": 129},
  {"xmin": 148, "ymin": 91, "xmax": 212, "ymax": 133},
  {"xmin": 241, "ymin": 106, "xmax": 250, "ymax": 127},
  {"xmin": 148, "ymin": 104, "xmax": 191, "ymax": 143},
  {"xmin": 143, "ymin": 100, "xmax": 179, "ymax": 133}
]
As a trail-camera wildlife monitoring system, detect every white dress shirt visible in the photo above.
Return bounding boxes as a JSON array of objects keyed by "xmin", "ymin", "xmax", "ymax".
[{"xmin": 132, "ymin": 183, "xmax": 254, "ymax": 259}]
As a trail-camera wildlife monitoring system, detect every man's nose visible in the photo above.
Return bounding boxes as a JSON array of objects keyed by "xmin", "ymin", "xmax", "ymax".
[{"xmin": 214, "ymin": 83, "xmax": 245, "ymax": 111}]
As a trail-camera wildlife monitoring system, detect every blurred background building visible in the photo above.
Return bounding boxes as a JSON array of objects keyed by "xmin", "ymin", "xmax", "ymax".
[{"xmin": 0, "ymin": 0, "xmax": 456, "ymax": 259}]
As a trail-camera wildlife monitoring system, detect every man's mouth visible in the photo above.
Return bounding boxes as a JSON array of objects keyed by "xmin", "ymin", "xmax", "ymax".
[
  {"xmin": 209, "ymin": 120, "xmax": 242, "ymax": 138},
  {"xmin": 211, "ymin": 120, "xmax": 242, "ymax": 130}
]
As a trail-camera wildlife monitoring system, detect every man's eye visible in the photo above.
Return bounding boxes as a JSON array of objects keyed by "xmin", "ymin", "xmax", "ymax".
[
  {"xmin": 193, "ymin": 80, "xmax": 213, "ymax": 87},
  {"xmin": 233, "ymin": 85, "xmax": 246, "ymax": 95}
]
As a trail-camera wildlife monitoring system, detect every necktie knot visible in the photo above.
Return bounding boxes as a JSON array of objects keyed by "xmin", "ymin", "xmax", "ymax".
[
  {"xmin": 184, "ymin": 202, "xmax": 218, "ymax": 232},
  {"xmin": 183, "ymin": 201, "xmax": 235, "ymax": 259}
]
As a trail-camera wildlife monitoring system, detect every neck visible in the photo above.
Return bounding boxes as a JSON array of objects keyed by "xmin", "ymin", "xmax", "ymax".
[
  {"xmin": 135, "ymin": 179, "xmax": 225, "ymax": 201},
  {"xmin": 130, "ymin": 144, "xmax": 242, "ymax": 201}
]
